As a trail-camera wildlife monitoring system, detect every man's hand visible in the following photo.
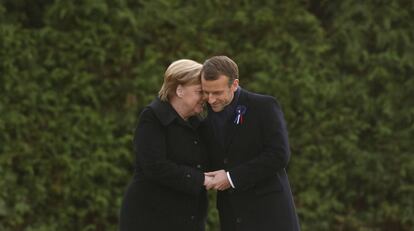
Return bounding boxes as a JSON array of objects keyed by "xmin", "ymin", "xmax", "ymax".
[
  {"xmin": 204, "ymin": 175, "xmax": 214, "ymax": 190},
  {"xmin": 204, "ymin": 170, "xmax": 231, "ymax": 191}
]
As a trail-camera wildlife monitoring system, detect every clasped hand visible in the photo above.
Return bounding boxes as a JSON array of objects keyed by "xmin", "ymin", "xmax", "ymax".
[{"xmin": 203, "ymin": 169, "xmax": 231, "ymax": 191}]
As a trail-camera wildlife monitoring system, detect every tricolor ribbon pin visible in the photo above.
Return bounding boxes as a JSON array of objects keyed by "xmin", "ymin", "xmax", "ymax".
[{"xmin": 234, "ymin": 105, "xmax": 247, "ymax": 125}]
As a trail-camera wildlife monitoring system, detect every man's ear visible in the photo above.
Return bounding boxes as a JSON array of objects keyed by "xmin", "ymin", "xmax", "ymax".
[
  {"xmin": 176, "ymin": 84, "xmax": 184, "ymax": 97},
  {"xmin": 232, "ymin": 79, "xmax": 239, "ymax": 92}
]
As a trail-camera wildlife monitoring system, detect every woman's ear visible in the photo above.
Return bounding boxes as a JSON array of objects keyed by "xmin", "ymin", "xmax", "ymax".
[{"xmin": 176, "ymin": 84, "xmax": 184, "ymax": 98}]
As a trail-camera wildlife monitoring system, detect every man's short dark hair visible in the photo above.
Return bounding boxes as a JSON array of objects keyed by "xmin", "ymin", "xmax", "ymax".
[{"xmin": 201, "ymin": 56, "xmax": 239, "ymax": 85}]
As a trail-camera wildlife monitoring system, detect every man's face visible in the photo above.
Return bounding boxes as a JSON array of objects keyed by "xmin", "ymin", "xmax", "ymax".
[{"xmin": 201, "ymin": 74, "xmax": 239, "ymax": 112}]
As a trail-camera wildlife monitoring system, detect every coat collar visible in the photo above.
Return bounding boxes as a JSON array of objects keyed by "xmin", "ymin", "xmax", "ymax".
[
  {"xmin": 148, "ymin": 98, "xmax": 178, "ymax": 126},
  {"xmin": 148, "ymin": 98, "xmax": 201, "ymax": 128},
  {"xmin": 237, "ymin": 88, "xmax": 249, "ymax": 108}
]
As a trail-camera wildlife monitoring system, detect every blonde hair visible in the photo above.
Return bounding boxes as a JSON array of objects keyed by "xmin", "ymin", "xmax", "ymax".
[{"xmin": 158, "ymin": 59, "xmax": 202, "ymax": 101}]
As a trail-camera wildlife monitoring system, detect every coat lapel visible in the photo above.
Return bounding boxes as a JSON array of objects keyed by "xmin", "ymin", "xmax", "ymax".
[{"xmin": 224, "ymin": 89, "xmax": 249, "ymax": 152}]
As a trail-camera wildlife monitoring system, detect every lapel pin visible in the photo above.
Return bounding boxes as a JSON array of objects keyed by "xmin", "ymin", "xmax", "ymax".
[{"xmin": 234, "ymin": 105, "xmax": 247, "ymax": 125}]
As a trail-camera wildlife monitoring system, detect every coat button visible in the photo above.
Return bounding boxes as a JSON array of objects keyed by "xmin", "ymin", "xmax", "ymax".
[
  {"xmin": 236, "ymin": 217, "xmax": 242, "ymax": 223},
  {"xmin": 193, "ymin": 140, "xmax": 198, "ymax": 144},
  {"xmin": 223, "ymin": 158, "xmax": 228, "ymax": 164},
  {"xmin": 190, "ymin": 215, "xmax": 195, "ymax": 220},
  {"xmin": 186, "ymin": 174, "xmax": 191, "ymax": 178},
  {"xmin": 196, "ymin": 164, "xmax": 202, "ymax": 169}
]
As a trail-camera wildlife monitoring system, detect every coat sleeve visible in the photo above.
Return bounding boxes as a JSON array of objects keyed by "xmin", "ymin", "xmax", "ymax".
[
  {"xmin": 229, "ymin": 97, "xmax": 291, "ymax": 189},
  {"xmin": 134, "ymin": 108, "xmax": 205, "ymax": 195}
]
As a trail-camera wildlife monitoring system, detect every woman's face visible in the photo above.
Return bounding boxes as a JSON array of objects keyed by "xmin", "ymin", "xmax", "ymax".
[{"xmin": 181, "ymin": 83, "xmax": 204, "ymax": 116}]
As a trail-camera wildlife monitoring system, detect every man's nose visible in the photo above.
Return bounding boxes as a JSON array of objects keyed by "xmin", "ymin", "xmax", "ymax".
[
  {"xmin": 204, "ymin": 93, "xmax": 216, "ymax": 104},
  {"xmin": 207, "ymin": 94, "xmax": 216, "ymax": 104}
]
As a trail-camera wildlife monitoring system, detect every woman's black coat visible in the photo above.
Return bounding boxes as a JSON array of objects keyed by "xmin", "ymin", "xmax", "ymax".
[{"xmin": 120, "ymin": 98, "xmax": 209, "ymax": 231}]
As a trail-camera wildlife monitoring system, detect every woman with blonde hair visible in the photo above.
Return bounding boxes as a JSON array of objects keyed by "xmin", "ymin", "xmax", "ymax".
[{"xmin": 120, "ymin": 59, "xmax": 210, "ymax": 231}]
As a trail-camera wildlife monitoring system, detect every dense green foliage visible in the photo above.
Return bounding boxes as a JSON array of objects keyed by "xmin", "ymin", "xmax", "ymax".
[{"xmin": 1, "ymin": 0, "xmax": 413, "ymax": 230}]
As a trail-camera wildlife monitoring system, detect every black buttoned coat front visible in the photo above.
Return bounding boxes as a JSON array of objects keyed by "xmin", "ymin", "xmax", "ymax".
[
  {"xmin": 120, "ymin": 98, "xmax": 209, "ymax": 231},
  {"xmin": 202, "ymin": 89, "xmax": 300, "ymax": 231}
]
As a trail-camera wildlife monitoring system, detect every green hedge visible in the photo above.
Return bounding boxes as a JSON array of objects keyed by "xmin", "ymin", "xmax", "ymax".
[{"xmin": 1, "ymin": 0, "xmax": 413, "ymax": 230}]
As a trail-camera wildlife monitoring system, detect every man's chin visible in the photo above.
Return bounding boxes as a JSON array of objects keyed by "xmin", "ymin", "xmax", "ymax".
[{"xmin": 211, "ymin": 106, "xmax": 223, "ymax": 112}]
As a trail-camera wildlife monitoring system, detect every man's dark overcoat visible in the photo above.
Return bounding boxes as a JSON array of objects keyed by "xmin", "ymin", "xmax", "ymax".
[{"xmin": 202, "ymin": 88, "xmax": 300, "ymax": 231}]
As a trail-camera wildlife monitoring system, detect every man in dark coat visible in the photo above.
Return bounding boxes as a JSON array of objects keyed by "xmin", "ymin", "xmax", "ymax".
[{"xmin": 201, "ymin": 56, "xmax": 300, "ymax": 231}]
